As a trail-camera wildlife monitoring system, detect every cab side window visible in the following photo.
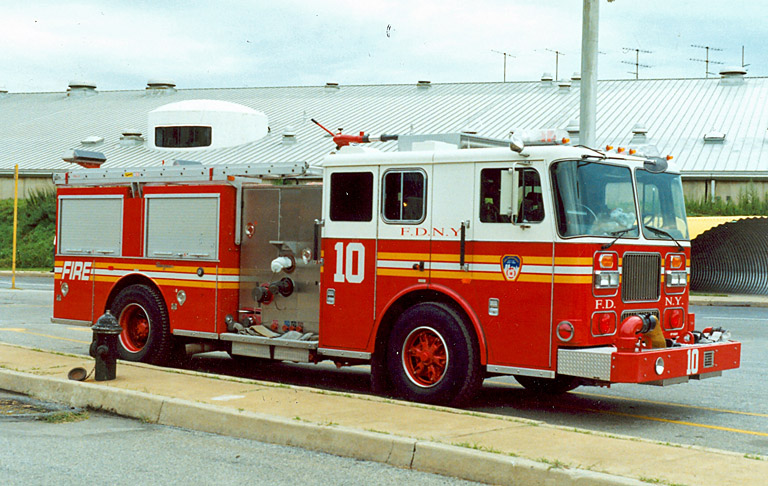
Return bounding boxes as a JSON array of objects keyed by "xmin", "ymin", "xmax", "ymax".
[
  {"xmin": 382, "ymin": 170, "xmax": 426, "ymax": 223},
  {"xmin": 480, "ymin": 168, "xmax": 544, "ymax": 223},
  {"xmin": 330, "ymin": 172, "xmax": 374, "ymax": 222}
]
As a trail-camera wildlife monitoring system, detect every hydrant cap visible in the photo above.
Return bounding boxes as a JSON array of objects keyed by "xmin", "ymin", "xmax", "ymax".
[{"xmin": 92, "ymin": 310, "xmax": 122, "ymax": 334}]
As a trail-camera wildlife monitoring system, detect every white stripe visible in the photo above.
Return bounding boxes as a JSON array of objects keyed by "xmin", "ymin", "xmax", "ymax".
[
  {"xmin": 93, "ymin": 268, "xmax": 240, "ymax": 283},
  {"xmin": 552, "ymin": 265, "xmax": 593, "ymax": 275}
]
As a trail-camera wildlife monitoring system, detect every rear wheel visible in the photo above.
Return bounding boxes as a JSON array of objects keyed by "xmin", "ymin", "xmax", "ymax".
[
  {"xmin": 386, "ymin": 302, "xmax": 481, "ymax": 407},
  {"xmin": 111, "ymin": 284, "xmax": 172, "ymax": 365},
  {"xmin": 514, "ymin": 375, "xmax": 580, "ymax": 394}
]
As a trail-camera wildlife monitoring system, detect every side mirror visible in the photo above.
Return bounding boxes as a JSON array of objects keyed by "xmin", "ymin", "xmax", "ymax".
[{"xmin": 499, "ymin": 168, "xmax": 520, "ymax": 222}]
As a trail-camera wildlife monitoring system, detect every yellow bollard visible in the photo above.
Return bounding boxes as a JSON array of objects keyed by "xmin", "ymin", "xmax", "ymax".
[{"xmin": 11, "ymin": 164, "xmax": 19, "ymax": 289}]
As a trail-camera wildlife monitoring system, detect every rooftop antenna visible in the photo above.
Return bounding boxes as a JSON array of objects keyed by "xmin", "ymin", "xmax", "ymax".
[
  {"xmin": 621, "ymin": 47, "xmax": 652, "ymax": 80},
  {"xmin": 491, "ymin": 50, "xmax": 516, "ymax": 82},
  {"xmin": 690, "ymin": 44, "xmax": 724, "ymax": 78},
  {"xmin": 545, "ymin": 48, "xmax": 566, "ymax": 80},
  {"xmin": 742, "ymin": 45, "xmax": 750, "ymax": 69}
]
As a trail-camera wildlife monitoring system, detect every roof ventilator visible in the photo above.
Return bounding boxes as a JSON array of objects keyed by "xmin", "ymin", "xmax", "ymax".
[
  {"xmin": 417, "ymin": 80, "xmax": 432, "ymax": 89},
  {"xmin": 67, "ymin": 81, "xmax": 97, "ymax": 97},
  {"xmin": 0, "ymin": 88, "xmax": 8, "ymax": 99},
  {"xmin": 540, "ymin": 73, "xmax": 553, "ymax": 86},
  {"xmin": 557, "ymin": 80, "xmax": 571, "ymax": 92},
  {"xmin": 81, "ymin": 135, "xmax": 104, "ymax": 146},
  {"xmin": 281, "ymin": 126, "xmax": 297, "ymax": 145},
  {"xmin": 120, "ymin": 129, "xmax": 145, "ymax": 147},
  {"xmin": 719, "ymin": 67, "xmax": 746, "ymax": 86},
  {"xmin": 146, "ymin": 79, "xmax": 177, "ymax": 94},
  {"xmin": 565, "ymin": 119, "xmax": 580, "ymax": 145},
  {"xmin": 703, "ymin": 130, "xmax": 726, "ymax": 143},
  {"xmin": 325, "ymin": 82, "xmax": 340, "ymax": 90},
  {"xmin": 570, "ymin": 72, "xmax": 581, "ymax": 84},
  {"xmin": 630, "ymin": 123, "xmax": 649, "ymax": 144}
]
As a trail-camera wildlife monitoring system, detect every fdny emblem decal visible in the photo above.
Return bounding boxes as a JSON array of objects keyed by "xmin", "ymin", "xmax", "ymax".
[{"xmin": 501, "ymin": 255, "xmax": 522, "ymax": 281}]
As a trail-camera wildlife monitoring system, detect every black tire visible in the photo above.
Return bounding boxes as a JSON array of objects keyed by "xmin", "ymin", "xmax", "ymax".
[
  {"xmin": 514, "ymin": 375, "xmax": 580, "ymax": 394},
  {"xmin": 386, "ymin": 302, "xmax": 482, "ymax": 407},
  {"xmin": 111, "ymin": 284, "xmax": 172, "ymax": 365}
]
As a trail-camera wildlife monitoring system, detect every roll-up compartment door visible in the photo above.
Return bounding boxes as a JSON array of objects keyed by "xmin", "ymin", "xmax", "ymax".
[
  {"xmin": 58, "ymin": 196, "xmax": 123, "ymax": 256},
  {"xmin": 145, "ymin": 194, "xmax": 219, "ymax": 259}
]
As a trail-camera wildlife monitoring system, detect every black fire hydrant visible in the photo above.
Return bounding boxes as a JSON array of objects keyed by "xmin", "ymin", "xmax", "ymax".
[{"xmin": 89, "ymin": 311, "xmax": 122, "ymax": 381}]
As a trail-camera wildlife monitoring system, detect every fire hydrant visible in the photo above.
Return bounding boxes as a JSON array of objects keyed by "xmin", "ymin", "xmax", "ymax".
[{"xmin": 89, "ymin": 311, "xmax": 122, "ymax": 381}]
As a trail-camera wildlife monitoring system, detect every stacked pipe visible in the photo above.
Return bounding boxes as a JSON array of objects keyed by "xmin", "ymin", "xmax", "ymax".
[{"xmin": 691, "ymin": 217, "xmax": 768, "ymax": 295}]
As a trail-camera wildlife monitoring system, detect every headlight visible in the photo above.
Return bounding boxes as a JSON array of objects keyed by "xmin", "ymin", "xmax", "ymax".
[
  {"xmin": 666, "ymin": 271, "xmax": 687, "ymax": 287},
  {"xmin": 594, "ymin": 271, "xmax": 620, "ymax": 289}
]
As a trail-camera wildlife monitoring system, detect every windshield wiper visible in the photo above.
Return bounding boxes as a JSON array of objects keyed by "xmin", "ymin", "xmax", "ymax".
[
  {"xmin": 601, "ymin": 226, "xmax": 637, "ymax": 250},
  {"xmin": 644, "ymin": 225, "xmax": 684, "ymax": 251}
]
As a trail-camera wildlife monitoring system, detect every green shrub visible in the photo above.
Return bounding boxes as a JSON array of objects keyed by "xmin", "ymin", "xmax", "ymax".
[
  {"xmin": 0, "ymin": 189, "xmax": 56, "ymax": 269},
  {"xmin": 685, "ymin": 183, "xmax": 768, "ymax": 216}
]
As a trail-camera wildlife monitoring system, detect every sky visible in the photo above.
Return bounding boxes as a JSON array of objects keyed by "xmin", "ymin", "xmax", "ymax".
[{"xmin": 1, "ymin": 0, "xmax": 765, "ymax": 93}]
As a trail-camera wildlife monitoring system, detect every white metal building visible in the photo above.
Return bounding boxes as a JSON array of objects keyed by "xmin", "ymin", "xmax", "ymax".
[{"xmin": 2, "ymin": 71, "xmax": 767, "ymax": 202}]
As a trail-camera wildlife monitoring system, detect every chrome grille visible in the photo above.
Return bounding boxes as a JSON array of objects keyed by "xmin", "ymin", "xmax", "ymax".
[
  {"xmin": 703, "ymin": 350, "xmax": 715, "ymax": 368},
  {"xmin": 622, "ymin": 253, "xmax": 661, "ymax": 302},
  {"xmin": 620, "ymin": 309, "xmax": 659, "ymax": 322}
]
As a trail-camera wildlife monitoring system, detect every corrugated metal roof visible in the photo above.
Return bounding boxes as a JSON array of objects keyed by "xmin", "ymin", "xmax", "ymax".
[{"xmin": 2, "ymin": 77, "xmax": 768, "ymax": 177}]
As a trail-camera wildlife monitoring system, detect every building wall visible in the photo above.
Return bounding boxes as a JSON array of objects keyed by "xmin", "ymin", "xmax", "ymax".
[
  {"xmin": 0, "ymin": 175, "xmax": 55, "ymax": 199},
  {"xmin": 682, "ymin": 180, "xmax": 768, "ymax": 203}
]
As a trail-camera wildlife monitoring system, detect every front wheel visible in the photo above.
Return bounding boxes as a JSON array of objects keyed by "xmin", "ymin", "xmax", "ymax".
[
  {"xmin": 111, "ymin": 284, "xmax": 172, "ymax": 365},
  {"xmin": 386, "ymin": 302, "xmax": 482, "ymax": 407}
]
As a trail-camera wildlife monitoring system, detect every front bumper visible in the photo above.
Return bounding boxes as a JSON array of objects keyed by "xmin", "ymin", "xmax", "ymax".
[{"xmin": 557, "ymin": 341, "xmax": 741, "ymax": 385}]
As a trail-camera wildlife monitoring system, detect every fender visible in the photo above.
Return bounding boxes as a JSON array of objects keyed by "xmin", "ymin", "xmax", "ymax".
[{"xmin": 371, "ymin": 283, "xmax": 489, "ymax": 365}]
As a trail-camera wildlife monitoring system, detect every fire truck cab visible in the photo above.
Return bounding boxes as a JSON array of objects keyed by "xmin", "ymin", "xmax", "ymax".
[{"xmin": 53, "ymin": 131, "xmax": 741, "ymax": 406}]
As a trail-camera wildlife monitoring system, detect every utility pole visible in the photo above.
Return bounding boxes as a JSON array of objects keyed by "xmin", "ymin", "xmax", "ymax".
[
  {"xmin": 491, "ymin": 50, "xmax": 516, "ymax": 82},
  {"xmin": 690, "ymin": 44, "xmax": 723, "ymax": 78},
  {"xmin": 580, "ymin": 0, "xmax": 599, "ymax": 147},
  {"xmin": 621, "ymin": 47, "xmax": 652, "ymax": 80}
]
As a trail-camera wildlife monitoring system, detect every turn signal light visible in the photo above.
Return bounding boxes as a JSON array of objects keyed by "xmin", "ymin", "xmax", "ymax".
[
  {"xmin": 598, "ymin": 253, "xmax": 616, "ymax": 269},
  {"xmin": 669, "ymin": 254, "xmax": 684, "ymax": 269}
]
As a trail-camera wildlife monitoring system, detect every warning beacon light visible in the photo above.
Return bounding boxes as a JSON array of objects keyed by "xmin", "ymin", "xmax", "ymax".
[{"xmin": 62, "ymin": 149, "xmax": 107, "ymax": 168}]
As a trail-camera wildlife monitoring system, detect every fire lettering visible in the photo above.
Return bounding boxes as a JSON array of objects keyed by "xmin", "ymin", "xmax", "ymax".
[
  {"xmin": 665, "ymin": 296, "xmax": 683, "ymax": 306},
  {"xmin": 61, "ymin": 261, "xmax": 92, "ymax": 280},
  {"xmin": 595, "ymin": 299, "xmax": 615, "ymax": 310}
]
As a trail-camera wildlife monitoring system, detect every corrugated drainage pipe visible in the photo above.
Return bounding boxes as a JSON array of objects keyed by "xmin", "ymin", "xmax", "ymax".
[{"xmin": 691, "ymin": 217, "xmax": 768, "ymax": 295}]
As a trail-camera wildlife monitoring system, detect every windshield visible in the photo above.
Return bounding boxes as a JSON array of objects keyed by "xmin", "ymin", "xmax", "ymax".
[
  {"xmin": 636, "ymin": 169, "xmax": 689, "ymax": 240},
  {"xmin": 551, "ymin": 160, "xmax": 639, "ymax": 238}
]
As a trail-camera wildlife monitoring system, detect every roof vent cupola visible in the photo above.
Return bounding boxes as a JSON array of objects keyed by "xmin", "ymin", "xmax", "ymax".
[{"xmin": 67, "ymin": 81, "xmax": 97, "ymax": 97}]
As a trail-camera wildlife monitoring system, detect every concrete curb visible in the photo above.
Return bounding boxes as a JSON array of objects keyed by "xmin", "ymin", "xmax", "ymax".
[
  {"xmin": 0, "ymin": 368, "xmax": 646, "ymax": 486},
  {"xmin": 689, "ymin": 295, "xmax": 768, "ymax": 308},
  {"xmin": 0, "ymin": 271, "xmax": 53, "ymax": 278}
]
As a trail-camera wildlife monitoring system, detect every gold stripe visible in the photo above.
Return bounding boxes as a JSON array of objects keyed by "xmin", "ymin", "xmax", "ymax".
[
  {"xmin": 376, "ymin": 268, "xmax": 423, "ymax": 278},
  {"xmin": 554, "ymin": 257, "xmax": 592, "ymax": 265},
  {"xmin": 377, "ymin": 252, "xmax": 430, "ymax": 260},
  {"xmin": 430, "ymin": 271, "xmax": 504, "ymax": 281},
  {"xmin": 518, "ymin": 274, "xmax": 552, "ymax": 283},
  {"xmin": 554, "ymin": 275, "xmax": 592, "ymax": 284}
]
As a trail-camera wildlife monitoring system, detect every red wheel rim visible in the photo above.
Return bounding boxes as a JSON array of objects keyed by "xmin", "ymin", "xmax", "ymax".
[
  {"xmin": 402, "ymin": 326, "xmax": 448, "ymax": 388},
  {"xmin": 119, "ymin": 304, "xmax": 150, "ymax": 353}
]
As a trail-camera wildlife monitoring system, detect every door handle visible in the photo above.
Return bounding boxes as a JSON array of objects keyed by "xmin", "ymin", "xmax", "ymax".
[{"xmin": 412, "ymin": 261, "xmax": 425, "ymax": 272}]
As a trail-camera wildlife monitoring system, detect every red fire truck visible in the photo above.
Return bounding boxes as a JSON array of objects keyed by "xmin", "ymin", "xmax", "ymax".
[{"xmin": 52, "ymin": 130, "xmax": 741, "ymax": 406}]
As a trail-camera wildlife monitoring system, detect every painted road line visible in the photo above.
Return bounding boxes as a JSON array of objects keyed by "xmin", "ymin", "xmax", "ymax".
[
  {"xmin": 67, "ymin": 327, "xmax": 93, "ymax": 333},
  {"xmin": 0, "ymin": 329, "xmax": 90, "ymax": 344},
  {"xmin": 591, "ymin": 409, "xmax": 768, "ymax": 437},
  {"xmin": 573, "ymin": 390, "xmax": 768, "ymax": 419},
  {"xmin": 486, "ymin": 379, "xmax": 768, "ymax": 419}
]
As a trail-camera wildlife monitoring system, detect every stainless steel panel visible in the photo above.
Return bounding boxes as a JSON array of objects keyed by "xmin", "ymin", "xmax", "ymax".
[
  {"xmin": 557, "ymin": 347, "xmax": 613, "ymax": 381},
  {"xmin": 239, "ymin": 185, "xmax": 322, "ymax": 334},
  {"xmin": 231, "ymin": 341, "xmax": 272, "ymax": 359},
  {"xmin": 274, "ymin": 346, "xmax": 310, "ymax": 362}
]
